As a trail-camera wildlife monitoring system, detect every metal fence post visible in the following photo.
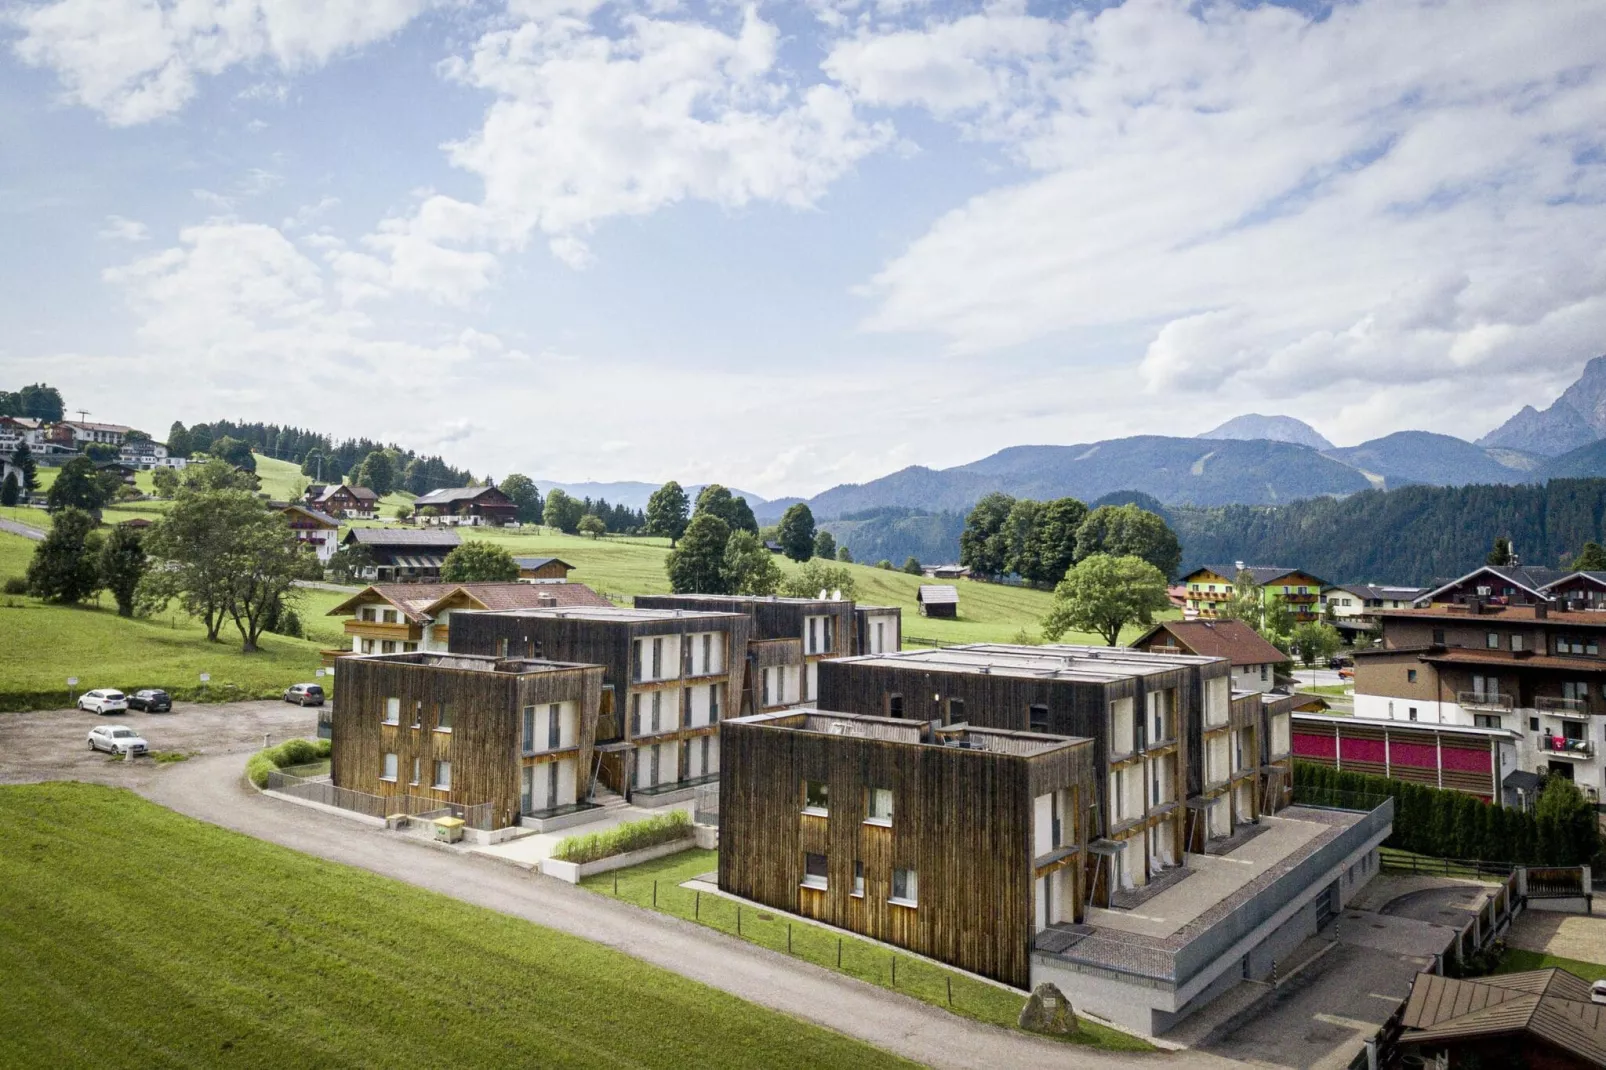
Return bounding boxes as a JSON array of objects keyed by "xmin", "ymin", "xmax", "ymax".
[{"xmin": 695, "ymin": 891, "xmax": 700, "ymax": 919}]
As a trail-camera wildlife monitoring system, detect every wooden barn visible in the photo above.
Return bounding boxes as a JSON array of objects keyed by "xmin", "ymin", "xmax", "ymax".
[
  {"xmin": 916, "ymin": 584, "xmax": 958, "ymax": 618},
  {"xmin": 330, "ymin": 652, "xmax": 605, "ymax": 831},
  {"xmin": 814, "ymin": 644, "xmax": 1264, "ymax": 897},
  {"xmin": 719, "ymin": 709, "xmax": 1096, "ymax": 989},
  {"xmin": 413, "ymin": 485, "xmax": 519, "ymax": 526},
  {"xmin": 447, "ymin": 606, "xmax": 750, "ymax": 802},
  {"xmin": 514, "ymin": 556, "xmax": 574, "ymax": 580}
]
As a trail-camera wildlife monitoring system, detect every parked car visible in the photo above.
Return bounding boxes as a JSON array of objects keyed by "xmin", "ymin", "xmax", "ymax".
[
  {"xmin": 1338, "ymin": 666, "xmax": 1355, "ymax": 680},
  {"xmin": 87, "ymin": 725, "xmax": 148, "ymax": 756},
  {"xmin": 126, "ymin": 689, "xmax": 172, "ymax": 713},
  {"xmin": 1593, "ymin": 979, "xmax": 1606, "ymax": 1006},
  {"xmin": 1326, "ymin": 655, "xmax": 1353, "ymax": 670},
  {"xmin": 284, "ymin": 683, "xmax": 325, "ymax": 707},
  {"xmin": 77, "ymin": 689, "xmax": 129, "ymax": 715}
]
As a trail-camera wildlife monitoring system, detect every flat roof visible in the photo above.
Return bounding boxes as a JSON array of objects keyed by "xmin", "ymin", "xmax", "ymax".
[
  {"xmin": 475, "ymin": 605, "xmax": 744, "ymax": 623},
  {"xmin": 1382, "ymin": 604, "xmax": 1606, "ymax": 626},
  {"xmin": 836, "ymin": 642, "xmax": 1222, "ymax": 683},
  {"xmin": 729, "ymin": 708, "xmax": 1090, "ymax": 757},
  {"xmin": 636, "ymin": 593, "xmax": 850, "ymax": 607},
  {"xmin": 345, "ymin": 652, "xmax": 596, "ymax": 675}
]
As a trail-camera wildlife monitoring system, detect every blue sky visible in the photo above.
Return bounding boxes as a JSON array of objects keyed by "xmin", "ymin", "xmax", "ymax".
[{"xmin": 3, "ymin": 0, "xmax": 1604, "ymax": 497}]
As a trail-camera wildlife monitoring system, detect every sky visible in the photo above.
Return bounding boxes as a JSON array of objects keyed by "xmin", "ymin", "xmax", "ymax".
[{"xmin": 2, "ymin": 0, "xmax": 1605, "ymax": 499}]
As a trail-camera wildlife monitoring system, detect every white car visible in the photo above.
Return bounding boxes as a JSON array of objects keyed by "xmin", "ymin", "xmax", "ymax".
[
  {"xmin": 1592, "ymin": 980, "xmax": 1606, "ymax": 1006},
  {"xmin": 87, "ymin": 725, "xmax": 148, "ymax": 757},
  {"xmin": 78, "ymin": 689, "xmax": 129, "ymax": 715}
]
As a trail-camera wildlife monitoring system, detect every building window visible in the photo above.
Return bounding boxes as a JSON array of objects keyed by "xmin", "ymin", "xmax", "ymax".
[
  {"xmin": 702, "ymin": 633, "xmax": 712, "ymax": 674},
  {"xmin": 652, "ymin": 637, "xmax": 664, "ymax": 678},
  {"xmin": 852, "ymin": 860, "xmax": 865, "ymax": 897},
  {"xmin": 888, "ymin": 693, "xmax": 905, "ymax": 719},
  {"xmin": 383, "ymin": 609, "xmax": 398, "ymax": 624},
  {"xmin": 361, "ymin": 639, "xmax": 375, "ymax": 654},
  {"xmin": 1531, "ymin": 716, "xmax": 1541, "ymax": 732},
  {"xmin": 891, "ymin": 868, "xmax": 919, "ymax": 907},
  {"xmin": 651, "ymin": 691, "xmax": 663, "ymax": 733},
  {"xmin": 1408, "ymin": 707, "xmax": 1418, "ymax": 722},
  {"xmin": 383, "ymin": 697, "xmax": 400, "ymax": 725},
  {"xmin": 523, "ymin": 706, "xmax": 535, "ymax": 752},
  {"xmin": 1432, "ymin": 629, "xmax": 1445, "ymax": 645},
  {"xmin": 433, "ymin": 760, "xmax": 452, "ymax": 790},
  {"xmin": 709, "ymin": 683, "xmax": 721, "ymax": 723},
  {"xmin": 802, "ymin": 853, "xmax": 828, "ymax": 890},
  {"xmin": 381, "ymin": 753, "xmax": 398, "ymax": 781},
  {"xmin": 1260, "ymin": 664, "xmax": 1268, "ymax": 681},
  {"xmin": 874, "ymin": 621, "xmax": 885, "ymax": 652},
  {"xmin": 1511, "ymin": 634, "xmax": 1524, "ymax": 652},
  {"xmin": 803, "ymin": 779, "xmax": 829, "ymax": 815},
  {"xmin": 867, "ymin": 788, "xmax": 893, "ymax": 825},
  {"xmin": 1029, "ymin": 704, "xmax": 1049, "ymax": 732},
  {"xmin": 548, "ymin": 704, "xmax": 562, "ymax": 749},
  {"xmin": 1407, "ymin": 669, "xmax": 1418, "ymax": 683},
  {"xmin": 1486, "ymin": 632, "xmax": 1499, "ymax": 649},
  {"xmin": 947, "ymin": 697, "xmax": 965, "ymax": 724},
  {"xmin": 1474, "ymin": 714, "xmax": 1503, "ymax": 729},
  {"xmin": 436, "ymin": 703, "xmax": 453, "ymax": 732},
  {"xmin": 548, "ymin": 762, "xmax": 559, "ymax": 808},
  {"xmin": 808, "ymin": 617, "xmax": 819, "ymax": 655},
  {"xmin": 410, "ymin": 758, "xmax": 420, "ymax": 785}
]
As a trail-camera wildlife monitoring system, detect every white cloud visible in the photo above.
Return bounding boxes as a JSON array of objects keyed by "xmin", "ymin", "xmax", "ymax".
[
  {"xmin": 99, "ymin": 214, "xmax": 149, "ymax": 241},
  {"xmin": 11, "ymin": 0, "xmax": 431, "ymax": 124},
  {"xmin": 843, "ymin": 0, "xmax": 1606, "ymax": 432}
]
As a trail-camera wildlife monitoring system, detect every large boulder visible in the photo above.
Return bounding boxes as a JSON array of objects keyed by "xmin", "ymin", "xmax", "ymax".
[{"xmin": 1018, "ymin": 982, "xmax": 1079, "ymax": 1036}]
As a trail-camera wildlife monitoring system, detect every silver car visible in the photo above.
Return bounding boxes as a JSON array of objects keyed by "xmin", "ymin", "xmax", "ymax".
[{"xmin": 88, "ymin": 725, "xmax": 149, "ymax": 756}]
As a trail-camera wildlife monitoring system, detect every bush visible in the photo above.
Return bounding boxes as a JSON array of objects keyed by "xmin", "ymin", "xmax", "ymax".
[
  {"xmin": 552, "ymin": 811, "xmax": 691, "ymax": 865},
  {"xmin": 2, "ymin": 577, "xmax": 25, "ymax": 595},
  {"xmin": 246, "ymin": 737, "xmax": 332, "ymax": 788}
]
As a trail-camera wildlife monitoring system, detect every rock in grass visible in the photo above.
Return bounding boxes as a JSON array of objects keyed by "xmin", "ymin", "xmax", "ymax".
[{"xmin": 1018, "ymin": 982, "xmax": 1078, "ymax": 1036}]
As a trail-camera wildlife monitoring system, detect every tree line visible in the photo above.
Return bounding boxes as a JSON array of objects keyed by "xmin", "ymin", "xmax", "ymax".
[
  {"xmin": 0, "ymin": 383, "xmax": 65, "ymax": 422},
  {"xmin": 959, "ymin": 494, "xmax": 1183, "ymax": 584}
]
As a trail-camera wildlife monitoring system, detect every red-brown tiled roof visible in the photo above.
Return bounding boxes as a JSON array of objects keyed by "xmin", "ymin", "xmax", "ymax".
[
  {"xmin": 327, "ymin": 582, "xmax": 612, "ymax": 623},
  {"xmin": 1382, "ymin": 605, "xmax": 1606, "ymax": 627},
  {"xmin": 1131, "ymin": 618, "xmax": 1286, "ymax": 667}
]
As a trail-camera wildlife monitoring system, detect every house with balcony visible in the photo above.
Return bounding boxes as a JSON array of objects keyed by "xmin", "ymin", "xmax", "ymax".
[
  {"xmin": 1417, "ymin": 564, "xmax": 1565, "ymax": 608},
  {"xmin": 329, "ymin": 651, "xmax": 606, "ymax": 832},
  {"xmin": 1180, "ymin": 564, "xmax": 1327, "ymax": 623},
  {"xmin": 1318, "ymin": 583, "xmax": 1431, "ymax": 640},
  {"xmin": 307, "ymin": 483, "xmax": 381, "ymax": 519},
  {"xmin": 0, "ymin": 416, "xmax": 45, "ymax": 453},
  {"xmin": 52, "ymin": 420, "xmax": 132, "ymax": 447},
  {"xmin": 447, "ymin": 606, "xmax": 750, "ymax": 802},
  {"xmin": 413, "ymin": 485, "xmax": 519, "ymax": 526},
  {"xmin": 1131, "ymin": 618, "xmax": 1289, "ymax": 693},
  {"xmin": 1352, "ymin": 602, "xmax": 1606, "ymax": 802},
  {"xmin": 280, "ymin": 504, "xmax": 341, "ymax": 564},
  {"xmin": 324, "ymin": 581, "xmax": 614, "ymax": 660},
  {"xmin": 118, "ymin": 439, "xmax": 169, "ymax": 469},
  {"xmin": 1540, "ymin": 571, "xmax": 1606, "ymax": 611},
  {"xmin": 339, "ymin": 527, "xmax": 460, "ymax": 582},
  {"xmin": 719, "ymin": 709, "xmax": 1097, "ymax": 989}
]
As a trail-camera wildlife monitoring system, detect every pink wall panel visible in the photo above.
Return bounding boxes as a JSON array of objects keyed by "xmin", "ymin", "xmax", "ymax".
[
  {"xmin": 1340, "ymin": 737, "xmax": 1386, "ymax": 764},
  {"xmin": 1440, "ymin": 745, "xmax": 1493, "ymax": 774},
  {"xmin": 1294, "ymin": 732, "xmax": 1335, "ymax": 759},
  {"xmin": 1389, "ymin": 742, "xmax": 1439, "ymax": 770}
]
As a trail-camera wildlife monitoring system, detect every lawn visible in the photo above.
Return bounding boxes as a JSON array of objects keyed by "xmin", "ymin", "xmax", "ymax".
[
  {"xmin": 1494, "ymin": 947, "xmax": 1606, "ymax": 983},
  {"xmin": 581, "ymin": 848, "xmax": 1154, "ymax": 1053},
  {"xmin": 0, "ymin": 532, "xmax": 327, "ymax": 711},
  {"xmin": 0, "ymin": 783, "xmax": 911, "ymax": 1070},
  {"xmin": 252, "ymin": 453, "xmax": 310, "ymax": 501}
]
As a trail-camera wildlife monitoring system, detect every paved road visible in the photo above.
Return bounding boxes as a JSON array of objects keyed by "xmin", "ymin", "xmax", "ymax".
[
  {"xmin": 0, "ymin": 517, "xmax": 44, "ymax": 541},
  {"xmin": 5, "ymin": 702, "xmax": 1230, "ymax": 1068}
]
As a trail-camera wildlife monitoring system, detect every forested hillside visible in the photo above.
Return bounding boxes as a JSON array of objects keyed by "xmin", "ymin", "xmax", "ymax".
[
  {"xmin": 818, "ymin": 508, "xmax": 967, "ymax": 566},
  {"xmin": 1172, "ymin": 479, "xmax": 1606, "ymax": 585}
]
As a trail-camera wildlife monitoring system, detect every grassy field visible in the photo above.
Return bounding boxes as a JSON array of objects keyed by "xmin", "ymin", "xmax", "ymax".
[
  {"xmin": 0, "ymin": 532, "xmax": 326, "ymax": 710},
  {"xmin": 581, "ymin": 849, "xmax": 1153, "ymax": 1052},
  {"xmin": 1494, "ymin": 947, "xmax": 1606, "ymax": 982},
  {"xmin": 0, "ymin": 783, "xmax": 912, "ymax": 1070}
]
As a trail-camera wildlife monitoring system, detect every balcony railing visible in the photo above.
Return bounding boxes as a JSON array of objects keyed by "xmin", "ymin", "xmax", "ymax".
[
  {"xmin": 1540, "ymin": 735, "xmax": 1595, "ymax": 757},
  {"xmin": 1457, "ymin": 691, "xmax": 1514, "ymax": 711},
  {"xmin": 1536, "ymin": 696, "xmax": 1588, "ymax": 713}
]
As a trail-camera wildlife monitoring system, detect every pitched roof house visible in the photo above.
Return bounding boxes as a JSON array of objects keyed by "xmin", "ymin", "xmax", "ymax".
[
  {"xmin": 1398, "ymin": 968, "xmax": 1606, "ymax": 1069},
  {"xmin": 1129, "ymin": 619, "xmax": 1288, "ymax": 692},
  {"xmin": 1180, "ymin": 564, "xmax": 1328, "ymax": 623},
  {"xmin": 325, "ymin": 580, "xmax": 613, "ymax": 660},
  {"xmin": 309, "ymin": 483, "xmax": 381, "ymax": 518},
  {"xmin": 413, "ymin": 485, "xmax": 518, "ymax": 526},
  {"xmin": 340, "ymin": 527, "xmax": 461, "ymax": 582},
  {"xmin": 917, "ymin": 584, "xmax": 958, "ymax": 618}
]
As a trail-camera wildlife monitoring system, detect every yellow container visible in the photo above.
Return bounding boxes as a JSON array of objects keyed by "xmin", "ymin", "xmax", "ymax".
[{"xmin": 433, "ymin": 816, "xmax": 465, "ymax": 843}]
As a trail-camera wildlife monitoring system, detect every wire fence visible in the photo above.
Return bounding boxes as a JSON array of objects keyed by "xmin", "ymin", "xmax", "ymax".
[
  {"xmin": 264, "ymin": 769, "xmax": 498, "ymax": 829},
  {"xmin": 693, "ymin": 785, "xmax": 719, "ymax": 826}
]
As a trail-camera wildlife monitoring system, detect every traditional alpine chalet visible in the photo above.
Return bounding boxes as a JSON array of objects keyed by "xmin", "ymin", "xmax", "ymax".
[
  {"xmin": 305, "ymin": 483, "xmax": 381, "ymax": 519},
  {"xmin": 413, "ymin": 485, "xmax": 519, "ymax": 526},
  {"xmin": 1130, "ymin": 618, "xmax": 1289, "ymax": 693},
  {"xmin": 324, "ymin": 581, "xmax": 613, "ymax": 660},
  {"xmin": 330, "ymin": 651, "xmax": 605, "ymax": 831},
  {"xmin": 280, "ymin": 504, "xmax": 341, "ymax": 563},
  {"xmin": 1180, "ymin": 564, "xmax": 1327, "ymax": 623},
  {"xmin": 448, "ymin": 606, "xmax": 750, "ymax": 802},
  {"xmin": 339, "ymin": 528, "xmax": 460, "ymax": 583},
  {"xmin": 719, "ymin": 709, "xmax": 1097, "ymax": 988}
]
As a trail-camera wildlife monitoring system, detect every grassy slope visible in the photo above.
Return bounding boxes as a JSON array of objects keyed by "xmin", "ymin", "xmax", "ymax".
[
  {"xmin": 0, "ymin": 783, "xmax": 911, "ymax": 1070},
  {"xmin": 0, "ymin": 533, "xmax": 326, "ymax": 709},
  {"xmin": 582, "ymin": 849, "xmax": 1153, "ymax": 1052}
]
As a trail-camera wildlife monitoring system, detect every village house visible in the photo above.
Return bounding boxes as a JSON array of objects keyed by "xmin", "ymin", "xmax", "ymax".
[
  {"xmin": 340, "ymin": 527, "xmax": 461, "ymax": 583},
  {"xmin": 1396, "ymin": 968, "xmax": 1606, "ymax": 1069},
  {"xmin": 1318, "ymin": 583, "xmax": 1431, "ymax": 640},
  {"xmin": 1351, "ymin": 600, "xmax": 1606, "ymax": 804},
  {"xmin": 413, "ymin": 485, "xmax": 519, "ymax": 526},
  {"xmin": 0, "ymin": 416, "xmax": 45, "ymax": 453},
  {"xmin": 514, "ymin": 556, "xmax": 574, "ymax": 581},
  {"xmin": 1418, "ymin": 563, "xmax": 1566, "ymax": 608},
  {"xmin": 718, "ymin": 709, "xmax": 1097, "ymax": 988},
  {"xmin": 279, "ymin": 504, "xmax": 341, "ymax": 564},
  {"xmin": 1180, "ymin": 564, "xmax": 1327, "ymax": 623},
  {"xmin": 117, "ymin": 439, "xmax": 170, "ymax": 469},
  {"xmin": 1130, "ymin": 618, "xmax": 1289, "ymax": 693},
  {"xmin": 324, "ymin": 580, "xmax": 613, "ymax": 661},
  {"xmin": 329, "ymin": 651, "xmax": 606, "ymax": 832},
  {"xmin": 448, "ymin": 606, "xmax": 751, "ymax": 802},
  {"xmin": 51, "ymin": 420, "xmax": 132, "ymax": 448},
  {"xmin": 305, "ymin": 483, "xmax": 381, "ymax": 519},
  {"xmin": 921, "ymin": 563, "xmax": 972, "ymax": 580}
]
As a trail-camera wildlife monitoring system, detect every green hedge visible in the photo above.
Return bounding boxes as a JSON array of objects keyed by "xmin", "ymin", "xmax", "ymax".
[
  {"xmin": 246, "ymin": 738, "xmax": 332, "ymax": 788},
  {"xmin": 1294, "ymin": 761, "xmax": 1598, "ymax": 866},
  {"xmin": 553, "ymin": 811, "xmax": 691, "ymax": 865}
]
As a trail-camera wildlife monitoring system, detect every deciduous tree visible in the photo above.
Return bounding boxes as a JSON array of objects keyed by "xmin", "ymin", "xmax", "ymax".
[
  {"xmin": 1041, "ymin": 553, "xmax": 1170, "ymax": 646},
  {"xmin": 543, "ymin": 488, "xmax": 585, "ymax": 533},
  {"xmin": 959, "ymin": 492, "xmax": 1014, "ymax": 577},
  {"xmin": 723, "ymin": 530, "xmax": 782, "ymax": 595},
  {"xmin": 1573, "ymin": 541, "xmax": 1606, "ymax": 571},
  {"xmin": 666, "ymin": 513, "xmax": 731, "ymax": 594},
  {"xmin": 646, "ymin": 481, "xmax": 690, "ymax": 546},
  {"xmin": 182, "ymin": 457, "xmax": 260, "ymax": 492},
  {"xmin": 578, "ymin": 514, "xmax": 607, "ymax": 539},
  {"xmin": 1289, "ymin": 621, "xmax": 1342, "ymax": 667},
  {"xmin": 834, "ymin": 542, "xmax": 852, "ymax": 563},
  {"xmin": 781, "ymin": 560, "xmax": 856, "ymax": 600},
  {"xmin": 46, "ymin": 456, "xmax": 110, "ymax": 514},
  {"xmin": 1073, "ymin": 504, "xmax": 1182, "ymax": 579},
  {"xmin": 499, "ymin": 474, "xmax": 544, "ymax": 524},
  {"xmin": 693, "ymin": 484, "xmax": 758, "ymax": 535},
  {"xmin": 98, "ymin": 523, "xmax": 148, "ymax": 617},
  {"xmin": 141, "ymin": 490, "xmax": 268, "ymax": 642},
  {"xmin": 902, "ymin": 556, "xmax": 922, "ymax": 575},
  {"xmin": 354, "ymin": 449, "xmax": 397, "ymax": 497},
  {"xmin": 26, "ymin": 508, "xmax": 102, "ymax": 604},
  {"xmin": 441, "ymin": 541, "xmax": 520, "ymax": 581},
  {"xmin": 150, "ymin": 467, "xmax": 179, "ymax": 498},
  {"xmin": 777, "ymin": 503, "xmax": 816, "ymax": 562}
]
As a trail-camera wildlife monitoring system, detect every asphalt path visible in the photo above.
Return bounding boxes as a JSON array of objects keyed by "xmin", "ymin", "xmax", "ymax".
[{"xmin": 0, "ymin": 517, "xmax": 44, "ymax": 540}]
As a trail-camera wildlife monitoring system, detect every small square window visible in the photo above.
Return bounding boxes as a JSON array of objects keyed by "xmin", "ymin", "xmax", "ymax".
[
  {"xmin": 433, "ymin": 760, "xmax": 452, "ymax": 790},
  {"xmin": 1531, "ymin": 716, "xmax": 1541, "ymax": 732},
  {"xmin": 1407, "ymin": 669, "xmax": 1417, "ymax": 683},
  {"xmin": 1408, "ymin": 708, "xmax": 1418, "ymax": 722},
  {"xmin": 1486, "ymin": 633, "xmax": 1499, "ymax": 649},
  {"xmin": 802, "ymin": 852, "xmax": 828, "ymax": 890},
  {"xmin": 1029, "ymin": 704, "xmax": 1049, "ymax": 732},
  {"xmin": 867, "ymin": 787, "xmax": 893, "ymax": 824},
  {"xmin": 852, "ymin": 860, "xmax": 864, "ymax": 897},
  {"xmin": 891, "ymin": 868, "xmax": 918, "ymax": 907},
  {"xmin": 803, "ymin": 780, "xmax": 829, "ymax": 814},
  {"xmin": 1432, "ymin": 629, "xmax": 1446, "ymax": 645},
  {"xmin": 381, "ymin": 753, "xmax": 398, "ymax": 781}
]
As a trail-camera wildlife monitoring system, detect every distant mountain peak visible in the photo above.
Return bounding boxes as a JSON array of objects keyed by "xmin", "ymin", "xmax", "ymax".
[
  {"xmin": 1198, "ymin": 414, "xmax": 1333, "ymax": 451},
  {"xmin": 1478, "ymin": 355, "xmax": 1606, "ymax": 456}
]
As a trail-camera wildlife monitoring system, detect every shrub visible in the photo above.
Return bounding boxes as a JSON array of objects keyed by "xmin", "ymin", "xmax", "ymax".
[
  {"xmin": 2, "ymin": 577, "xmax": 26, "ymax": 595},
  {"xmin": 552, "ymin": 811, "xmax": 691, "ymax": 865},
  {"xmin": 246, "ymin": 737, "xmax": 333, "ymax": 788}
]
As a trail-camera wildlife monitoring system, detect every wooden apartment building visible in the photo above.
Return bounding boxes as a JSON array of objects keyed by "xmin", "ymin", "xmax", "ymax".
[
  {"xmin": 719, "ymin": 709, "xmax": 1096, "ymax": 988},
  {"xmin": 323, "ymin": 581, "xmax": 613, "ymax": 662},
  {"xmin": 330, "ymin": 652, "xmax": 605, "ymax": 830},
  {"xmin": 448, "ymin": 606, "xmax": 750, "ymax": 801}
]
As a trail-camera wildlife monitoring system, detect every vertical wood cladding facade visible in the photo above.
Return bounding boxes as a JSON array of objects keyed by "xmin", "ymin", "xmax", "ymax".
[
  {"xmin": 718, "ymin": 712, "xmax": 1095, "ymax": 989},
  {"xmin": 331, "ymin": 653, "xmax": 604, "ymax": 828}
]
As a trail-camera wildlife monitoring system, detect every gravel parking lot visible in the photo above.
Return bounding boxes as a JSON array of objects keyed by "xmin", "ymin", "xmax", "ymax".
[{"xmin": 0, "ymin": 698, "xmax": 323, "ymax": 788}]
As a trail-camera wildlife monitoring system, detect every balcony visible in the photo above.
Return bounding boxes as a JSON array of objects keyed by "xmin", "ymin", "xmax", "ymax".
[
  {"xmin": 1457, "ymin": 691, "xmax": 1514, "ymax": 711},
  {"xmin": 1536, "ymin": 696, "xmax": 1588, "ymax": 714},
  {"xmin": 1540, "ymin": 735, "xmax": 1595, "ymax": 758},
  {"xmin": 343, "ymin": 619, "xmax": 419, "ymax": 640}
]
